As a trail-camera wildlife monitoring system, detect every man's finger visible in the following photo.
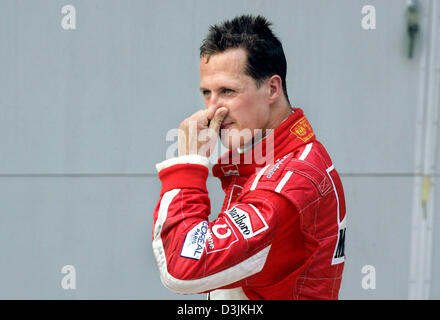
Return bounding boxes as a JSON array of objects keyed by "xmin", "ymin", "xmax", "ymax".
[
  {"xmin": 208, "ymin": 107, "xmax": 229, "ymax": 133},
  {"xmin": 206, "ymin": 106, "xmax": 217, "ymax": 122},
  {"xmin": 201, "ymin": 109, "xmax": 210, "ymax": 127}
]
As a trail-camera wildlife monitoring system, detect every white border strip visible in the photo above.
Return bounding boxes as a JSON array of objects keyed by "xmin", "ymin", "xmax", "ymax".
[
  {"xmin": 152, "ymin": 188, "xmax": 181, "ymax": 278},
  {"xmin": 162, "ymin": 242, "xmax": 271, "ymax": 294},
  {"xmin": 409, "ymin": 0, "xmax": 440, "ymax": 300},
  {"xmin": 247, "ymin": 203, "xmax": 269, "ymax": 236}
]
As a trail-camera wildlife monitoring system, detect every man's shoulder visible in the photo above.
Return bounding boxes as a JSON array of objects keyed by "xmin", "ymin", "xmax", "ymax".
[{"xmin": 242, "ymin": 141, "xmax": 337, "ymax": 202}]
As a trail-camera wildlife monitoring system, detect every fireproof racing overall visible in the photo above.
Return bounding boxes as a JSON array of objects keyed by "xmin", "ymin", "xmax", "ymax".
[{"xmin": 152, "ymin": 108, "xmax": 346, "ymax": 299}]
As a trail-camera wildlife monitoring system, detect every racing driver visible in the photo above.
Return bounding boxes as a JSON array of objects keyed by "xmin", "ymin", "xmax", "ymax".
[{"xmin": 152, "ymin": 15, "xmax": 347, "ymax": 300}]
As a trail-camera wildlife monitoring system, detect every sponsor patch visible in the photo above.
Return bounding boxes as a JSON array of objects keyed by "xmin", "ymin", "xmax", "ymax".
[
  {"xmin": 226, "ymin": 204, "xmax": 269, "ymax": 239},
  {"xmin": 332, "ymin": 217, "xmax": 346, "ymax": 265},
  {"xmin": 266, "ymin": 153, "xmax": 292, "ymax": 178},
  {"xmin": 206, "ymin": 219, "xmax": 239, "ymax": 254},
  {"xmin": 212, "ymin": 224, "xmax": 232, "ymax": 239},
  {"xmin": 289, "ymin": 117, "xmax": 314, "ymax": 142},
  {"xmin": 180, "ymin": 221, "xmax": 209, "ymax": 260},
  {"xmin": 221, "ymin": 164, "xmax": 239, "ymax": 176}
]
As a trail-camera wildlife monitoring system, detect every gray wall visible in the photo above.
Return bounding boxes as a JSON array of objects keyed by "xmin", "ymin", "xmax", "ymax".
[{"xmin": 0, "ymin": 0, "xmax": 438, "ymax": 299}]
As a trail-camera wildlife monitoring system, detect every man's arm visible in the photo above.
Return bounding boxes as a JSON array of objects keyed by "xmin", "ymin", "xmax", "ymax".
[{"xmin": 152, "ymin": 156, "xmax": 291, "ymax": 294}]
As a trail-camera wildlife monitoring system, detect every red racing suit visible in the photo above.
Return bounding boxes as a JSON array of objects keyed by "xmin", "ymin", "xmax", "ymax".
[{"xmin": 152, "ymin": 108, "xmax": 346, "ymax": 299}]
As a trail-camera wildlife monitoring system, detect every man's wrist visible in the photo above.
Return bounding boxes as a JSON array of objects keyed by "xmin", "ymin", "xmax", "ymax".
[
  {"xmin": 156, "ymin": 155, "xmax": 210, "ymax": 194},
  {"xmin": 156, "ymin": 154, "xmax": 209, "ymax": 173}
]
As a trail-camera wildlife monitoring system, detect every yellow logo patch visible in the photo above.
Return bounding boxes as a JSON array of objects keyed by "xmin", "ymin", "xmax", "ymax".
[{"xmin": 289, "ymin": 117, "xmax": 314, "ymax": 142}]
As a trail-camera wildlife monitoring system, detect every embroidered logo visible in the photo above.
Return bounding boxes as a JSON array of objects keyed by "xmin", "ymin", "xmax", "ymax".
[
  {"xmin": 180, "ymin": 221, "xmax": 208, "ymax": 260},
  {"xmin": 226, "ymin": 205, "xmax": 269, "ymax": 240},
  {"xmin": 289, "ymin": 117, "xmax": 314, "ymax": 142},
  {"xmin": 221, "ymin": 164, "xmax": 239, "ymax": 176},
  {"xmin": 266, "ymin": 153, "xmax": 292, "ymax": 178}
]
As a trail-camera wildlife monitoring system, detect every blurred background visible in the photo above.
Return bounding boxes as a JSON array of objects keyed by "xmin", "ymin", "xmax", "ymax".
[{"xmin": 0, "ymin": 0, "xmax": 439, "ymax": 299}]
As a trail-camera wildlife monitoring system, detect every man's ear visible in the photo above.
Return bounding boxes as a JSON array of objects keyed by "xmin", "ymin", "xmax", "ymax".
[{"xmin": 267, "ymin": 75, "xmax": 282, "ymax": 104}]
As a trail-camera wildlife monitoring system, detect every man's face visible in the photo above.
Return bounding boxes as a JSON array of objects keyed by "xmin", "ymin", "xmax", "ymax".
[{"xmin": 199, "ymin": 48, "xmax": 271, "ymax": 150}]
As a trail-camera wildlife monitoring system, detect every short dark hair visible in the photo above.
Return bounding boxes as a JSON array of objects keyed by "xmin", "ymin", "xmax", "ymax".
[{"xmin": 200, "ymin": 14, "xmax": 290, "ymax": 104}]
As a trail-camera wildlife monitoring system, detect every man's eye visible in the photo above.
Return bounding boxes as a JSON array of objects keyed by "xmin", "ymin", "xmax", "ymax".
[
  {"xmin": 202, "ymin": 90, "xmax": 210, "ymax": 96},
  {"xmin": 222, "ymin": 89, "xmax": 234, "ymax": 94}
]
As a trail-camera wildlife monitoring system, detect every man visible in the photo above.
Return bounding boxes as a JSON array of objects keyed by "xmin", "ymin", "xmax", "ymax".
[{"xmin": 152, "ymin": 15, "xmax": 346, "ymax": 300}]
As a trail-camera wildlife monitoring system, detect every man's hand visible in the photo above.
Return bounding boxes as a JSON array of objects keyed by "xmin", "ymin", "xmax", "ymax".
[{"xmin": 178, "ymin": 107, "xmax": 229, "ymax": 157}]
